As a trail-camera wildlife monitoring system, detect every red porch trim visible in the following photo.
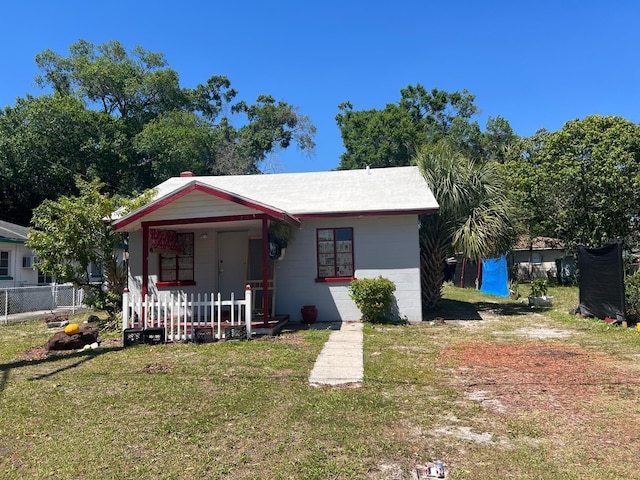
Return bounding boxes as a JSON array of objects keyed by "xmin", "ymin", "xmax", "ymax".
[
  {"xmin": 113, "ymin": 182, "xmax": 300, "ymax": 230},
  {"xmin": 261, "ymin": 217, "xmax": 269, "ymax": 327},
  {"xmin": 142, "ymin": 223, "xmax": 149, "ymax": 299}
]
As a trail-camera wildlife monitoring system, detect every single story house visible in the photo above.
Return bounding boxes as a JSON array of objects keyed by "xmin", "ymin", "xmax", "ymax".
[
  {"xmin": 510, "ymin": 236, "xmax": 574, "ymax": 281},
  {"xmin": 0, "ymin": 220, "xmax": 53, "ymax": 287},
  {"xmin": 113, "ymin": 166, "xmax": 438, "ymax": 336}
]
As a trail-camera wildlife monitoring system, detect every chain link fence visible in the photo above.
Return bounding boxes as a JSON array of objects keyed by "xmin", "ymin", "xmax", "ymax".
[{"xmin": 0, "ymin": 284, "xmax": 86, "ymax": 324}]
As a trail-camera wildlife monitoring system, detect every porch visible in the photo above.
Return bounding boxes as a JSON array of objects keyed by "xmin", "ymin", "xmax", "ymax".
[{"xmin": 122, "ymin": 286, "xmax": 290, "ymax": 343}]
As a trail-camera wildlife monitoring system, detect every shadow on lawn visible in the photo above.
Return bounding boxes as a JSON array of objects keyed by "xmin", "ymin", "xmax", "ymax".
[
  {"xmin": 424, "ymin": 298, "xmax": 532, "ymax": 321},
  {"xmin": 0, "ymin": 345, "xmax": 123, "ymax": 397}
]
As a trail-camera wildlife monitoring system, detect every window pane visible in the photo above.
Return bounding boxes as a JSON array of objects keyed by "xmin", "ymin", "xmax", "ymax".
[
  {"xmin": 318, "ymin": 265, "xmax": 335, "ymax": 277},
  {"xmin": 336, "ymin": 240, "xmax": 351, "ymax": 253},
  {"xmin": 317, "ymin": 229, "xmax": 334, "ymax": 241},
  {"xmin": 318, "ymin": 241, "xmax": 334, "ymax": 254},
  {"xmin": 335, "ymin": 228, "xmax": 352, "ymax": 241},
  {"xmin": 337, "ymin": 264, "xmax": 353, "ymax": 277}
]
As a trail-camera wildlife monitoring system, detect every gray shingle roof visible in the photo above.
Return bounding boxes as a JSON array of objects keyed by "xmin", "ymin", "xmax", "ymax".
[{"xmin": 155, "ymin": 166, "xmax": 437, "ymax": 216}]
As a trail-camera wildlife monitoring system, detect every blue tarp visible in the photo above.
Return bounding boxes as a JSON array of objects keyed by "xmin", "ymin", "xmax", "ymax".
[{"xmin": 480, "ymin": 256, "xmax": 509, "ymax": 297}]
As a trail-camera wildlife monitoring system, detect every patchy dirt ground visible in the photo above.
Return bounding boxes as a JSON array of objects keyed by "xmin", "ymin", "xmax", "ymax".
[
  {"xmin": 15, "ymin": 337, "xmax": 123, "ymax": 361},
  {"xmin": 440, "ymin": 333, "xmax": 640, "ymax": 473}
]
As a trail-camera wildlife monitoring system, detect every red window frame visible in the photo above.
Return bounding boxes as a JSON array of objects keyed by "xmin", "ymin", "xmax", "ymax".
[
  {"xmin": 158, "ymin": 232, "xmax": 195, "ymax": 287},
  {"xmin": 316, "ymin": 227, "xmax": 354, "ymax": 282}
]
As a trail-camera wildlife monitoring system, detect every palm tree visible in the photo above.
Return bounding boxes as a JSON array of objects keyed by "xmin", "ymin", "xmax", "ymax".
[{"xmin": 416, "ymin": 140, "xmax": 516, "ymax": 311}]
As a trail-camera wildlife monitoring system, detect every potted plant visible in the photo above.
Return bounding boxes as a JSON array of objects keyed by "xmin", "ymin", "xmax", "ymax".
[{"xmin": 528, "ymin": 278, "xmax": 553, "ymax": 307}]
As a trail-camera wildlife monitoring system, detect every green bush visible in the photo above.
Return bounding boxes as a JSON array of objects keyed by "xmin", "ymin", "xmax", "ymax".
[
  {"xmin": 529, "ymin": 278, "xmax": 548, "ymax": 297},
  {"xmin": 625, "ymin": 271, "xmax": 640, "ymax": 324},
  {"xmin": 348, "ymin": 276, "xmax": 396, "ymax": 323}
]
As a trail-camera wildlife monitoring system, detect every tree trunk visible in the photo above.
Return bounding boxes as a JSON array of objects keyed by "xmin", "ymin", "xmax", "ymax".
[{"xmin": 419, "ymin": 216, "xmax": 450, "ymax": 313}]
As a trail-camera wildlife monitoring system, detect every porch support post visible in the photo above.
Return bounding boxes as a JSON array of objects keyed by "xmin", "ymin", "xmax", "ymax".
[
  {"xmin": 261, "ymin": 216, "xmax": 269, "ymax": 326},
  {"xmin": 142, "ymin": 222, "xmax": 150, "ymax": 299},
  {"xmin": 122, "ymin": 288, "xmax": 129, "ymax": 331}
]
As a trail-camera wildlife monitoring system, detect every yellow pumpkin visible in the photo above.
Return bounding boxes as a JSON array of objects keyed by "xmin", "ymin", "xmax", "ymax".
[{"xmin": 64, "ymin": 323, "xmax": 80, "ymax": 335}]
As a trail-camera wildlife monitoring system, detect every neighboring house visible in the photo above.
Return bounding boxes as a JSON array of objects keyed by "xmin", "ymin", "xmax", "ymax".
[
  {"xmin": 510, "ymin": 236, "xmax": 574, "ymax": 280},
  {"xmin": 113, "ymin": 166, "xmax": 439, "ymax": 324},
  {"xmin": 0, "ymin": 220, "xmax": 54, "ymax": 287}
]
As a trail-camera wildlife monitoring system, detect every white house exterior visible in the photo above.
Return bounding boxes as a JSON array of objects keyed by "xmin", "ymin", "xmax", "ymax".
[
  {"xmin": 0, "ymin": 220, "xmax": 46, "ymax": 287},
  {"xmin": 511, "ymin": 236, "xmax": 574, "ymax": 281},
  {"xmin": 114, "ymin": 166, "xmax": 439, "ymax": 324}
]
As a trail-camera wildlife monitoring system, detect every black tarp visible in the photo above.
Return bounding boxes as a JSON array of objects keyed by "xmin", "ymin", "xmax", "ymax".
[{"xmin": 578, "ymin": 241, "xmax": 625, "ymax": 321}]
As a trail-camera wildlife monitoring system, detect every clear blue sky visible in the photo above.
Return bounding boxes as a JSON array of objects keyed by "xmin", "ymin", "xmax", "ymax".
[{"xmin": 2, "ymin": 1, "xmax": 639, "ymax": 173}]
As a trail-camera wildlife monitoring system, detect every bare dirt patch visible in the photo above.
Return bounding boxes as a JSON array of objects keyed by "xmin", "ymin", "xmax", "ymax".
[
  {"xmin": 15, "ymin": 337, "xmax": 123, "ymax": 361},
  {"xmin": 441, "ymin": 340, "xmax": 640, "ymax": 472},
  {"xmin": 139, "ymin": 362, "xmax": 172, "ymax": 374}
]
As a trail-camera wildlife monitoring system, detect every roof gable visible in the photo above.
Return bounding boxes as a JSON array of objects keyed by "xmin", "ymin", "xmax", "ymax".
[{"xmin": 113, "ymin": 166, "xmax": 439, "ymax": 231}]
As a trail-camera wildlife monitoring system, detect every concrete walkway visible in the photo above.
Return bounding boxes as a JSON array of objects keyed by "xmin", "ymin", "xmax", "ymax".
[{"xmin": 308, "ymin": 322, "xmax": 363, "ymax": 386}]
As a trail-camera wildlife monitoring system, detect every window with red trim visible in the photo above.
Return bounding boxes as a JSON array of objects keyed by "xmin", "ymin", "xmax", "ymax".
[
  {"xmin": 159, "ymin": 233, "xmax": 194, "ymax": 282},
  {"xmin": 316, "ymin": 227, "xmax": 354, "ymax": 279}
]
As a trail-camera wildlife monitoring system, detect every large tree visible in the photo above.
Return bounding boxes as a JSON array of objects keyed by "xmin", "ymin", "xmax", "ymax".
[
  {"xmin": 0, "ymin": 39, "xmax": 316, "ymax": 223},
  {"xmin": 417, "ymin": 141, "xmax": 516, "ymax": 310},
  {"xmin": 335, "ymin": 84, "xmax": 515, "ymax": 170},
  {"xmin": 504, "ymin": 116, "xmax": 640, "ymax": 248},
  {"xmin": 0, "ymin": 95, "xmax": 126, "ymax": 225}
]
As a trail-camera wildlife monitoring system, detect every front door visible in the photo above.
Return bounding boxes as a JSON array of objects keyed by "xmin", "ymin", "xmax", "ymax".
[{"xmin": 217, "ymin": 231, "xmax": 248, "ymax": 299}]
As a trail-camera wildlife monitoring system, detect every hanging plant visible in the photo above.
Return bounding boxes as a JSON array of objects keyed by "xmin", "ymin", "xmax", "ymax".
[{"xmin": 268, "ymin": 220, "xmax": 295, "ymax": 248}]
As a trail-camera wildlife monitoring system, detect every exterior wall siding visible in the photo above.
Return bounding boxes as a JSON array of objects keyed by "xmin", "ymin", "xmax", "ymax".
[
  {"xmin": 140, "ymin": 191, "xmax": 260, "ymax": 224},
  {"xmin": 126, "ymin": 215, "xmax": 423, "ymax": 322},
  {"xmin": 275, "ymin": 215, "xmax": 422, "ymax": 322},
  {"xmin": 0, "ymin": 242, "xmax": 39, "ymax": 287}
]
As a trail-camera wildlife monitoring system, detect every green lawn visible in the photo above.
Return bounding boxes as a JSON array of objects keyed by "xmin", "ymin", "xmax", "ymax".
[{"xmin": 2, "ymin": 285, "xmax": 640, "ymax": 479}]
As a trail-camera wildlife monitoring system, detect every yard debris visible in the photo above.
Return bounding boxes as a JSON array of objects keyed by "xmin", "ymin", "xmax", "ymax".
[
  {"xmin": 415, "ymin": 461, "xmax": 446, "ymax": 478},
  {"xmin": 45, "ymin": 326, "xmax": 98, "ymax": 351}
]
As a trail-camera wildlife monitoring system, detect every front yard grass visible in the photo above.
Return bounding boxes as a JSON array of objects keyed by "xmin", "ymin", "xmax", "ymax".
[{"xmin": 1, "ymin": 285, "xmax": 640, "ymax": 479}]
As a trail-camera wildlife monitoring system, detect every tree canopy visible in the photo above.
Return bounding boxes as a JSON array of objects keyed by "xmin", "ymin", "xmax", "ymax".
[
  {"xmin": 335, "ymin": 84, "xmax": 515, "ymax": 170},
  {"xmin": 504, "ymin": 115, "xmax": 640, "ymax": 248},
  {"xmin": 0, "ymin": 39, "xmax": 316, "ymax": 225},
  {"xmin": 416, "ymin": 140, "xmax": 517, "ymax": 309}
]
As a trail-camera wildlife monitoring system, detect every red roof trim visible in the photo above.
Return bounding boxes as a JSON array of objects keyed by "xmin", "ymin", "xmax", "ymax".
[
  {"xmin": 113, "ymin": 182, "xmax": 300, "ymax": 230},
  {"xmin": 297, "ymin": 208, "xmax": 439, "ymax": 219}
]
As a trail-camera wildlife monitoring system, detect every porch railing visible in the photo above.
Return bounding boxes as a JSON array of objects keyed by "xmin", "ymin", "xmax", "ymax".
[{"xmin": 122, "ymin": 285, "xmax": 252, "ymax": 341}]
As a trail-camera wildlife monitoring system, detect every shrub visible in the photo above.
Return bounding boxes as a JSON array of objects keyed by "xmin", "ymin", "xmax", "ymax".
[
  {"xmin": 625, "ymin": 271, "xmax": 640, "ymax": 324},
  {"xmin": 529, "ymin": 278, "xmax": 548, "ymax": 297},
  {"xmin": 348, "ymin": 276, "xmax": 396, "ymax": 323}
]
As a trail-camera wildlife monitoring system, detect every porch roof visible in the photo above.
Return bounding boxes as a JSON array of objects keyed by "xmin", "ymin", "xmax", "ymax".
[{"xmin": 113, "ymin": 166, "xmax": 439, "ymax": 231}]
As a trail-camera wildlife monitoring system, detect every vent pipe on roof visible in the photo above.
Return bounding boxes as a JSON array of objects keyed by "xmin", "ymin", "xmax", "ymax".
[{"xmin": 180, "ymin": 171, "xmax": 195, "ymax": 177}]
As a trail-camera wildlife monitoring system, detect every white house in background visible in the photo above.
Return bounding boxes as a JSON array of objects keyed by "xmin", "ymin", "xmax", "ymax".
[
  {"xmin": 113, "ymin": 166, "xmax": 439, "ymax": 325},
  {"xmin": 0, "ymin": 220, "xmax": 53, "ymax": 287},
  {"xmin": 510, "ymin": 236, "xmax": 574, "ymax": 280}
]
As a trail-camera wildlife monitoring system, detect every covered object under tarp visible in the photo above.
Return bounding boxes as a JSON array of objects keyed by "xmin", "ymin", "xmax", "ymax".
[{"xmin": 577, "ymin": 241, "xmax": 625, "ymax": 321}]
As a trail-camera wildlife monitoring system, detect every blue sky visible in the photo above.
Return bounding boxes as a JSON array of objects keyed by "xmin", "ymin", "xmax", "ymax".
[{"xmin": 2, "ymin": 1, "xmax": 639, "ymax": 173}]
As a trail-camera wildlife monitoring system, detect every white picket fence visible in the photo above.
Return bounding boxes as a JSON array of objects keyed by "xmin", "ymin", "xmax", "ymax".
[{"xmin": 122, "ymin": 286, "xmax": 252, "ymax": 341}]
